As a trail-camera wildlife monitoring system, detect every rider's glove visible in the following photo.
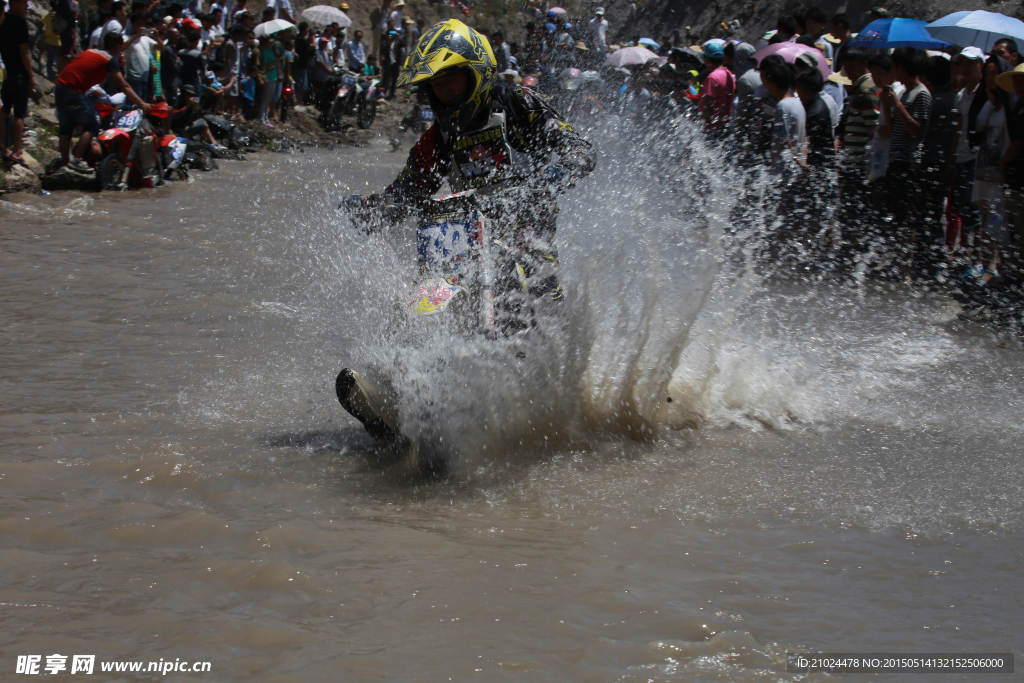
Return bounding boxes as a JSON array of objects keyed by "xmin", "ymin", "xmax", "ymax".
[{"xmin": 542, "ymin": 164, "xmax": 567, "ymax": 184}]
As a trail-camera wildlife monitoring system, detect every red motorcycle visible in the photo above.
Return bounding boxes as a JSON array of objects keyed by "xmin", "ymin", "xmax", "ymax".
[{"xmin": 95, "ymin": 106, "xmax": 165, "ymax": 191}]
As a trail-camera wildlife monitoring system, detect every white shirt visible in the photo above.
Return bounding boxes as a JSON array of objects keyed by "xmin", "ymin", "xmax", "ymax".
[
  {"xmin": 588, "ymin": 17, "xmax": 608, "ymax": 49},
  {"xmin": 954, "ymin": 83, "xmax": 981, "ymax": 164},
  {"xmin": 89, "ymin": 24, "xmax": 104, "ymax": 48},
  {"xmin": 124, "ymin": 35, "xmax": 156, "ymax": 79},
  {"xmin": 273, "ymin": 0, "xmax": 291, "ymax": 20},
  {"xmin": 98, "ymin": 18, "xmax": 123, "ymax": 48}
]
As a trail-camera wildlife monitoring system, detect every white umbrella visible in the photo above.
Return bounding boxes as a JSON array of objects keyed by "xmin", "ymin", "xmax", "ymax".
[
  {"xmin": 255, "ymin": 18, "xmax": 296, "ymax": 38},
  {"xmin": 301, "ymin": 5, "xmax": 352, "ymax": 27},
  {"xmin": 925, "ymin": 11, "xmax": 1024, "ymax": 52},
  {"xmin": 603, "ymin": 45, "xmax": 659, "ymax": 67}
]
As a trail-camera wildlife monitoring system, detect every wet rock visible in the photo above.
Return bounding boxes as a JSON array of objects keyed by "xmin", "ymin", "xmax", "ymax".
[
  {"xmin": 41, "ymin": 165, "xmax": 97, "ymax": 192},
  {"xmin": 20, "ymin": 152, "xmax": 45, "ymax": 174},
  {"xmin": 4, "ymin": 164, "xmax": 42, "ymax": 193},
  {"xmin": 33, "ymin": 108, "xmax": 60, "ymax": 128}
]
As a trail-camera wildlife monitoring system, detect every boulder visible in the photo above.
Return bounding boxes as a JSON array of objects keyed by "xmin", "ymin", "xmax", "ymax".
[
  {"xmin": 34, "ymin": 76, "xmax": 56, "ymax": 97},
  {"xmin": 41, "ymin": 165, "xmax": 97, "ymax": 192},
  {"xmin": 3, "ymin": 164, "xmax": 42, "ymax": 193},
  {"xmin": 33, "ymin": 107, "xmax": 60, "ymax": 128},
  {"xmin": 20, "ymin": 151, "xmax": 45, "ymax": 174}
]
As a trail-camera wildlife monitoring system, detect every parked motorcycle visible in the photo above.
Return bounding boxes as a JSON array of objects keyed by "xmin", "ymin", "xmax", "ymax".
[
  {"xmin": 315, "ymin": 68, "xmax": 360, "ymax": 131},
  {"xmin": 354, "ymin": 75, "xmax": 384, "ymax": 129},
  {"xmin": 95, "ymin": 107, "xmax": 163, "ymax": 191}
]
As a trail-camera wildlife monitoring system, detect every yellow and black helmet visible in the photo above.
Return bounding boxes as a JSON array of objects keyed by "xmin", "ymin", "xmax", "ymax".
[{"xmin": 398, "ymin": 19, "xmax": 497, "ymax": 134}]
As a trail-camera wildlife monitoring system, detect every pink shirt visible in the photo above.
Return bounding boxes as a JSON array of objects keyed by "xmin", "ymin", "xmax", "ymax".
[{"xmin": 699, "ymin": 65, "xmax": 736, "ymax": 129}]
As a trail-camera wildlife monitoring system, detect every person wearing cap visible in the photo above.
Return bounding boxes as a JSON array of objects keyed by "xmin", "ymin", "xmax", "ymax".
[
  {"xmin": 389, "ymin": 0, "xmax": 405, "ymax": 35},
  {"xmin": 379, "ymin": 27, "xmax": 406, "ymax": 99},
  {"xmin": 866, "ymin": 7, "xmax": 889, "ymax": 22},
  {"xmin": 698, "ymin": 40, "xmax": 735, "ymax": 136},
  {"xmin": 588, "ymin": 7, "xmax": 608, "ymax": 56},
  {"xmin": 998, "ymin": 63, "xmax": 1024, "ymax": 282},
  {"xmin": 949, "ymin": 46, "xmax": 987, "ymax": 250},
  {"xmin": 571, "ymin": 40, "xmax": 590, "ymax": 69}
]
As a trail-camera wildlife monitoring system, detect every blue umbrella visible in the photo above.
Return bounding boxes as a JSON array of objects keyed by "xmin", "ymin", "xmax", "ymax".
[
  {"xmin": 925, "ymin": 11, "xmax": 1024, "ymax": 52},
  {"xmin": 848, "ymin": 18, "xmax": 951, "ymax": 49},
  {"xmin": 638, "ymin": 37, "xmax": 660, "ymax": 50}
]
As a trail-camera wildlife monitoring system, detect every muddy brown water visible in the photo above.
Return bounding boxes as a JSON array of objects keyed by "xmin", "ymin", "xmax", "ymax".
[{"xmin": 2, "ymin": 133, "xmax": 1023, "ymax": 682}]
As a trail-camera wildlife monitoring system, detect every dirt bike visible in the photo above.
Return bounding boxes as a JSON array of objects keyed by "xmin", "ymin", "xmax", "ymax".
[
  {"xmin": 335, "ymin": 186, "xmax": 559, "ymax": 449},
  {"xmin": 95, "ymin": 108, "xmax": 163, "ymax": 192}
]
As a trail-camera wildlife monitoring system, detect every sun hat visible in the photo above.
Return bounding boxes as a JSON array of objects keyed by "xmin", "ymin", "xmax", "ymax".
[
  {"xmin": 574, "ymin": 40, "xmax": 589, "ymax": 50},
  {"xmin": 702, "ymin": 41, "xmax": 724, "ymax": 59},
  {"xmin": 996, "ymin": 63, "xmax": 1024, "ymax": 93},
  {"xmin": 955, "ymin": 46, "xmax": 986, "ymax": 62},
  {"xmin": 828, "ymin": 71, "xmax": 852, "ymax": 86}
]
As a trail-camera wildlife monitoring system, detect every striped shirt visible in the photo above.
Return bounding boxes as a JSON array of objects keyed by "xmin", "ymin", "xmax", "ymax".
[
  {"xmin": 843, "ymin": 74, "xmax": 879, "ymax": 170},
  {"xmin": 890, "ymin": 83, "xmax": 931, "ymax": 164}
]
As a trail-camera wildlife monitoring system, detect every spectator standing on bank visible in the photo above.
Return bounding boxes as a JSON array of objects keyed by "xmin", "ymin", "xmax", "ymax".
[
  {"xmin": 370, "ymin": 0, "xmax": 391, "ymax": 56},
  {"xmin": 697, "ymin": 41, "xmax": 735, "ymax": 137},
  {"xmin": 882, "ymin": 48, "xmax": 931, "ymax": 266},
  {"xmin": 54, "ymin": 0, "xmax": 80, "ymax": 73},
  {"xmin": 293, "ymin": 21, "xmax": 311, "ymax": 104},
  {"xmin": 837, "ymin": 48, "xmax": 879, "ymax": 233},
  {"xmin": 379, "ymin": 28, "xmax": 405, "ymax": 100},
  {"xmin": 0, "ymin": 0, "xmax": 34, "ymax": 164},
  {"xmin": 42, "ymin": 10, "xmax": 64, "ymax": 81},
  {"xmin": 124, "ymin": 15, "xmax": 163, "ymax": 103},
  {"xmin": 588, "ymin": 7, "xmax": 608, "ymax": 56},
  {"xmin": 915, "ymin": 55, "xmax": 957, "ymax": 278},
  {"xmin": 389, "ymin": 0, "xmax": 405, "ymax": 34},
  {"xmin": 950, "ymin": 47, "xmax": 986, "ymax": 252},
  {"xmin": 99, "ymin": 2, "xmax": 126, "ymax": 49},
  {"xmin": 345, "ymin": 29, "xmax": 366, "ymax": 72},
  {"xmin": 998, "ymin": 65, "xmax": 1024, "ymax": 285}
]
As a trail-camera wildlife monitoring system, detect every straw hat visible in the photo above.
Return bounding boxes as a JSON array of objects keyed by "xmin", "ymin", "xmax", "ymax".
[
  {"xmin": 822, "ymin": 33, "xmax": 841, "ymax": 44},
  {"xmin": 828, "ymin": 71, "xmax": 852, "ymax": 86},
  {"xmin": 996, "ymin": 63, "xmax": 1024, "ymax": 93},
  {"xmin": 574, "ymin": 40, "xmax": 589, "ymax": 50}
]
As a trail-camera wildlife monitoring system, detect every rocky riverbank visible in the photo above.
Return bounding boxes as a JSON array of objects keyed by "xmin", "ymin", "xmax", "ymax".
[{"xmin": 0, "ymin": 87, "xmax": 409, "ymax": 196}]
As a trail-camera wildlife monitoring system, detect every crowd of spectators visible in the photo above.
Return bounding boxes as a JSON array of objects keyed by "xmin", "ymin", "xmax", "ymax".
[{"xmin": 600, "ymin": 9, "xmax": 1024, "ymax": 292}]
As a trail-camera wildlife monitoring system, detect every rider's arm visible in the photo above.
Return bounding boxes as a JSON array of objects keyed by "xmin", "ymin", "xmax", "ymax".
[
  {"xmin": 385, "ymin": 124, "xmax": 450, "ymax": 202},
  {"xmin": 501, "ymin": 84, "xmax": 596, "ymax": 183}
]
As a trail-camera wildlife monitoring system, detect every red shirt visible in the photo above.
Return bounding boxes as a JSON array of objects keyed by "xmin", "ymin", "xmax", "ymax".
[
  {"xmin": 56, "ymin": 49, "xmax": 122, "ymax": 92},
  {"xmin": 698, "ymin": 65, "xmax": 736, "ymax": 130}
]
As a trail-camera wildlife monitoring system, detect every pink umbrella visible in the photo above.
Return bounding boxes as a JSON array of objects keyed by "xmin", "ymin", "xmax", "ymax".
[
  {"xmin": 548, "ymin": 6, "xmax": 567, "ymax": 14},
  {"xmin": 752, "ymin": 42, "xmax": 831, "ymax": 80},
  {"xmin": 603, "ymin": 45, "xmax": 660, "ymax": 67}
]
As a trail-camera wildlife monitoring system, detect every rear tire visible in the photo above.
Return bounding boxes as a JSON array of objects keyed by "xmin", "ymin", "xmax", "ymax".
[
  {"xmin": 358, "ymin": 99, "xmax": 376, "ymax": 129},
  {"xmin": 95, "ymin": 154, "xmax": 124, "ymax": 192}
]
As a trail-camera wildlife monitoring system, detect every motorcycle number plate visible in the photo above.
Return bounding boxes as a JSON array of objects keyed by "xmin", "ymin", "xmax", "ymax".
[
  {"xmin": 408, "ymin": 280, "xmax": 460, "ymax": 316},
  {"xmin": 343, "ymin": 75, "xmax": 357, "ymax": 85},
  {"xmin": 116, "ymin": 110, "xmax": 142, "ymax": 130},
  {"xmin": 416, "ymin": 218, "xmax": 476, "ymax": 275},
  {"xmin": 420, "ymin": 109, "xmax": 434, "ymax": 120}
]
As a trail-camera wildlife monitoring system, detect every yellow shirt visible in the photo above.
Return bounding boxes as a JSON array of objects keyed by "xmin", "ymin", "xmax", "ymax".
[{"xmin": 43, "ymin": 12, "xmax": 63, "ymax": 46}]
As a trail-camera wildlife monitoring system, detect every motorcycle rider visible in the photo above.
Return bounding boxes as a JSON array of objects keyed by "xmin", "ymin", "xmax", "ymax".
[{"xmin": 353, "ymin": 19, "xmax": 595, "ymax": 306}]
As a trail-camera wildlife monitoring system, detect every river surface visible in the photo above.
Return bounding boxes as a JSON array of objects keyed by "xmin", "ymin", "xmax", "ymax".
[{"xmin": 2, "ymin": 123, "xmax": 1023, "ymax": 682}]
